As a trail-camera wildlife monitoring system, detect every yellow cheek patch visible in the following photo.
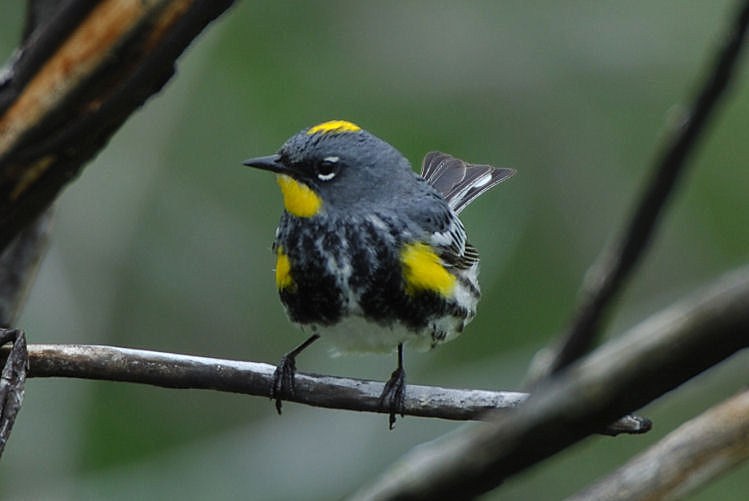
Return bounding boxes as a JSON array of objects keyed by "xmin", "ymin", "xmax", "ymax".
[
  {"xmin": 275, "ymin": 247, "xmax": 295, "ymax": 291},
  {"xmin": 277, "ymin": 174, "xmax": 322, "ymax": 217},
  {"xmin": 400, "ymin": 242, "xmax": 455, "ymax": 297},
  {"xmin": 307, "ymin": 120, "xmax": 361, "ymax": 135}
]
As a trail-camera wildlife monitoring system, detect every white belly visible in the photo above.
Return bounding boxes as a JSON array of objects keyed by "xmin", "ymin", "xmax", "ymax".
[{"xmin": 306, "ymin": 313, "xmax": 469, "ymax": 356}]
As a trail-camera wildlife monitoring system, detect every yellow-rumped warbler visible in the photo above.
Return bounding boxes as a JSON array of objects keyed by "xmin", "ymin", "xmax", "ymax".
[{"xmin": 243, "ymin": 120, "xmax": 515, "ymax": 427}]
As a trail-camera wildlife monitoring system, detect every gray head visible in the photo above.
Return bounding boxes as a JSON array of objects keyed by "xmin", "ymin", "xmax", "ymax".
[{"xmin": 243, "ymin": 120, "xmax": 423, "ymax": 216}]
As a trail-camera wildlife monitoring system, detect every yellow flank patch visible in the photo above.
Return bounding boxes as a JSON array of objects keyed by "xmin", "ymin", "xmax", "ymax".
[
  {"xmin": 275, "ymin": 247, "xmax": 295, "ymax": 291},
  {"xmin": 307, "ymin": 120, "xmax": 361, "ymax": 135},
  {"xmin": 277, "ymin": 174, "xmax": 322, "ymax": 217},
  {"xmin": 401, "ymin": 242, "xmax": 455, "ymax": 297}
]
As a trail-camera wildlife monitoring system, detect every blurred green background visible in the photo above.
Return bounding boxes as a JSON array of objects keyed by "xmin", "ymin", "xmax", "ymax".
[{"xmin": 2, "ymin": 1, "xmax": 749, "ymax": 499}]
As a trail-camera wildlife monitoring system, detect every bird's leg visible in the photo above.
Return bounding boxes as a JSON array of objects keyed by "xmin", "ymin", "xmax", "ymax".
[
  {"xmin": 379, "ymin": 343, "xmax": 407, "ymax": 429},
  {"xmin": 271, "ymin": 333, "xmax": 320, "ymax": 414}
]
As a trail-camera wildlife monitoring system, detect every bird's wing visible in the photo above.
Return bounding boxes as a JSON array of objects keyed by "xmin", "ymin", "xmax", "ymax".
[
  {"xmin": 420, "ymin": 151, "xmax": 515, "ymax": 214},
  {"xmin": 408, "ymin": 192, "xmax": 479, "ymax": 271},
  {"xmin": 427, "ymin": 215, "xmax": 477, "ymax": 269}
]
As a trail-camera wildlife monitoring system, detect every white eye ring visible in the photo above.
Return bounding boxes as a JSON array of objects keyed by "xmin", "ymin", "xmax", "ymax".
[{"xmin": 317, "ymin": 156, "xmax": 339, "ymax": 181}]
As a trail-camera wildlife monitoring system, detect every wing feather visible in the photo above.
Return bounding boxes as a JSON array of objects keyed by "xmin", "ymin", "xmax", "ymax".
[{"xmin": 421, "ymin": 151, "xmax": 515, "ymax": 214}]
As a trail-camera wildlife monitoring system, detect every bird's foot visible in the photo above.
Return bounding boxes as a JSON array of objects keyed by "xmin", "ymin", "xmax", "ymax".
[
  {"xmin": 378, "ymin": 366, "xmax": 406, "ymax": 429},
  {"xmin": 271, "ymin": 354, "xmax": 297, "ymax": 415},
  {"xmin": 269, "ymin": 333, "xmax": 320, "ymax": 415}
]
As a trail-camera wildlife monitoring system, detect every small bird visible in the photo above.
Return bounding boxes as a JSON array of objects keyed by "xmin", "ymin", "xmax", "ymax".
[{"xmin": 243, "ymin": 120, "xmax": 515, "ymax": 427}]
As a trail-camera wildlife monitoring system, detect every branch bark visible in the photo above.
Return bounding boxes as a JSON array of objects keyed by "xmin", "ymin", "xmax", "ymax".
[
  {"xmin": 0, "ymin": 0, "xmax": 234, "ymax": 251},
  {"xmin": 0, "ymin": 329, "xmax": 26, "ymax": 456},
  {"xmin": 565, "ymin": 388, "xmax": 749, "ymax": 501},
  {"xmin": 527, "ymin": 0, "xmax": 749, "ymax": 384},
  {"xmin": 351, "ymin": 265, "xmax": 749, "ymax": 500}
]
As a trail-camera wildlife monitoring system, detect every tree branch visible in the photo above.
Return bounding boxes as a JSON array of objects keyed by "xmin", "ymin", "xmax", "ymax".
[
  {"xmin": 565, "ymin": 388, "xmax": 749, "ymax": 501},
  {"xmin": 0, "ymin": 329, "xmax": 26, "ymax": 456},
  {"xmin": 351, "ymin": 265, "xmax": 749, "ymax": 500},
  {"xmin": 527, "ymin": 0, "xmax": 749, "ymax": 383},
  {"xmin": 0, "ymin": 342, "xmax": 647, "ymax": 434},
  {"xmin": 0, "ymin": 0, "xmax": 235, "ymax": 460},
  {"xmin": 0, "ymin": 0, "xmax": 235, "ymax": 251}
]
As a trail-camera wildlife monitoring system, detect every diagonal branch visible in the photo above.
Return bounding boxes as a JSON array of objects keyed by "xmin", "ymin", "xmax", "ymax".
[
  {"xmin": 565, "ymin": 388, "xmax": 749, "ymax": 501},
  {"xmin": 352, "ymin": 264, "xmax": 749, "ymax": 500},
  {"xmin": 527, "ymin": 0, "xmax": 749, "ymax": 383},
  {"xmin": 0, "ymin": 0, "xmax": 235, "ymax": 251},
  {"xmin": 0, "ymin": 343, "xmax": 647, "ymax": 434}
]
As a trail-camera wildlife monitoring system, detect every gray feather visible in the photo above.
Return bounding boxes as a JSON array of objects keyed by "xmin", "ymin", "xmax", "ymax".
[{"xmin": 420, "ymin": 151, "xmax": 515, "ymax": 214}]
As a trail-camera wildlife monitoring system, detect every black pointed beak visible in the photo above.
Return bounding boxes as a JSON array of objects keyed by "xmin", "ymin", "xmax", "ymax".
[{"xmin": 242, "ymin": 154, "xmax": 285, "ymax": 174}]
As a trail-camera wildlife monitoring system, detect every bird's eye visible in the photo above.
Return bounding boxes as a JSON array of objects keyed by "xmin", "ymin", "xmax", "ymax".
[{"xmin": 316, "ymin": 156, "xmax": 340, "ymax": 181}]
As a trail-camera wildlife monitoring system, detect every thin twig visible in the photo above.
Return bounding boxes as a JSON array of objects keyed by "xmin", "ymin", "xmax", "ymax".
[
  {"xmin": 527, "ymin": 0, "xmax": 749, "ymax": 383},
  {"xmin": 351, "ymin": 265, "xmax": 749, "ymax": 500},
  {"xmin": 565, "ymin": 388, "xmax": 749, "ymax": 501},
  {"xmin": 0, "ymin": 343, "xmax": 647, "ymax": 434}
]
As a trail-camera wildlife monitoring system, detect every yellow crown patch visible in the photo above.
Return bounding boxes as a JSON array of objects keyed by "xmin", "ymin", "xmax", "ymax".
[{"xmin": 307, "ymin": 120, "xmax": 361, "ymax": 135}]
